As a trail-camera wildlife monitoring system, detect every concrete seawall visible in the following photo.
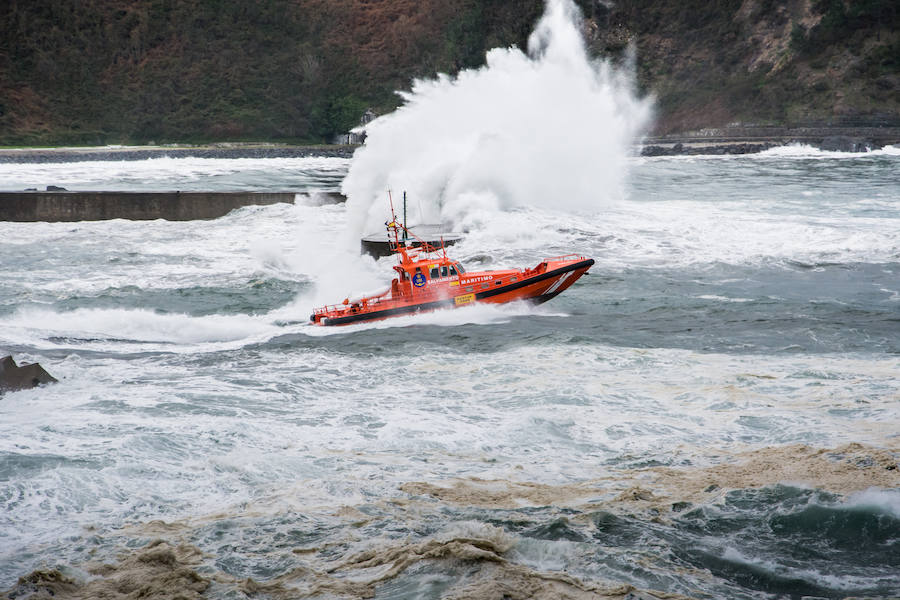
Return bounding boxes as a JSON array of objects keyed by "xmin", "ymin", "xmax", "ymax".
[
  {"xmin": 641, "ymin": 126, "xmax": 900, "ymax": 155},
  {"xmin": 0, "ymin": 191, "xmax": 337, "ymax": 222},
  {"xmin": 0, "ymin": 145, "xmax": 356, "ymax": 164}
]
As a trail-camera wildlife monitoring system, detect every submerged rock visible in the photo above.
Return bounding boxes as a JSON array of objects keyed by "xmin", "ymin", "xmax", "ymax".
[
  {"xmin": 819, "ymin": 135, "xmax": 872, "ymax": 152},
  {"xmin": 0, "ymin": 355, "xmax": 58, "ymax": 393}
]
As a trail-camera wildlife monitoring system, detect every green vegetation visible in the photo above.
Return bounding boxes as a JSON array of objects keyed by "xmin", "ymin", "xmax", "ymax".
[
  {"xmin": 792, "ymin": 0, "xmax": 900, "ymax": 57},
  {"xmin": 607, "ymin": 0, "xmax": 899, "ymax": 132},
  {"xmin": 0, "ymin": 0, "xmax": 550, "ymax": 145},
  {"xmin": 0, "ymin": 0, "xmax": 897, "ymax": 144}
]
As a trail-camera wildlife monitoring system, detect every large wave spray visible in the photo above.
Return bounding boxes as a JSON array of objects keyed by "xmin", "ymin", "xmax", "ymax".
[{"xmin": 342, "ymin": 0, "xmax": 653, "ymax": 236}]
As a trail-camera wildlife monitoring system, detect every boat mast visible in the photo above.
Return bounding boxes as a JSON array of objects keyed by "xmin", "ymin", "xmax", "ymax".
[
  {"xmin": 387, "ymin": 189, "xmax": 400, "ymax": 248},
  {"xmin": 402, "ymin": 191, "xmax": 408, "ymax": 244}
]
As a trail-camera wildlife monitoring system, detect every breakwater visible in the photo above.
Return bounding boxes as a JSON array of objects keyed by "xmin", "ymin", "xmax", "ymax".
[
  {"xmin": 0, "ymin": 191, "xmax": 306, "ymax": 221},
  {"xmin": 641, "ymin": 125, "xmax": 900, "ymax": 155},
  {"xmin": 0, "ymin": 144, "xmax": 355, "ymax": 164}
]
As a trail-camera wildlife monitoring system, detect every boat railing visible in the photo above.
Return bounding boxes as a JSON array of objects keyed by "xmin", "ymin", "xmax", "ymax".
[
  {"xmin": 313, "ymin": 281, "xmax": 462, "ymax": 316},
  {"xmin": 312, "ymin": 303, "xmax": 347, "ymax": 316},
  {"xmin": 520, "ymin": 254, "xmax": 586, "ymax": 277},
  {"xmin": 541, "ymin": 254, "xmax": 586, "ymax": 262},
  {"xmin": 312, "ymin": 289, "xmax": 394, "ymax": 316}
]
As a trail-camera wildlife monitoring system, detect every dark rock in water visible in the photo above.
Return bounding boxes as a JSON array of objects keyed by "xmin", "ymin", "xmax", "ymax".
[
  {"xmin": 819, "ymin": 136, "xmax": 870, "ymax": 152},
  {"xmin": 0, "ymin": 355, "xmax": 58, "ymax": 393},
  {"xmin": 640, "ymin": 142, "xmax": 776, "ymax": 156},
  {"xmin": 46, "ymin": 185, "xmax": 67, "ymax": 191}
]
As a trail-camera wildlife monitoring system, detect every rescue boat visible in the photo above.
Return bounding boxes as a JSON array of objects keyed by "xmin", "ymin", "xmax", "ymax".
[{"xmin": 310, "ymin": 202, "xmax": 594, "ymax": 326}]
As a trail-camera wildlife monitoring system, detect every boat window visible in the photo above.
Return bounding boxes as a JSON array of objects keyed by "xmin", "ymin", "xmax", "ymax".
[
  {"xmin": 511, "ymin": 276, "xmax": 517, "ymax": 282},
  {"xmin": 465, "ymin": 286, "xmax": 474, "ymax": 292},
  {"xmin": 441, "ymin": 266, "xmax": 448, "ymax": 277},
  {"xmin": 449, "ymin": 266, "xmax": 457, "ymax": 277},
  {"xmin": 455, "ymin": 263, "xmax": 466, "ymax": 274},
  {"xmin": 430, "ymin": 267, "xmax": 440, "ymax": 279},
  {"xmin": 481, "ymin": 282, "xmax": 489, "ymax": 289}
]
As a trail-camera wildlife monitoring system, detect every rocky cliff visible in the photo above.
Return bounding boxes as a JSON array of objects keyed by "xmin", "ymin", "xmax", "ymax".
[
  {"xmin": 1, "ymin": 0, "xmax": 897, "ymax": 145},
  {"xmin": 593, "ymin": 0, "xmax": 900, "ymax": 133}
]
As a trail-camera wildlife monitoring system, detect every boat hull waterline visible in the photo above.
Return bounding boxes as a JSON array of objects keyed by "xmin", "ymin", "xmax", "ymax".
[{"xmin": 311, "ymin": 255, "xmax": 595, "ymax": 326}]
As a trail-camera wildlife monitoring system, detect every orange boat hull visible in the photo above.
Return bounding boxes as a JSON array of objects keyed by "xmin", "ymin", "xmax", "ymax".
[{"xmin": 311, "ymin": 257, "xmax": 594, "ymax": 326}]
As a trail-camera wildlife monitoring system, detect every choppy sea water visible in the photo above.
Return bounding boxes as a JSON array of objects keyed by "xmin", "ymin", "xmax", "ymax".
[{"xmin": 1, "ymin": 146, "xmax": 899, "ymax": 600}]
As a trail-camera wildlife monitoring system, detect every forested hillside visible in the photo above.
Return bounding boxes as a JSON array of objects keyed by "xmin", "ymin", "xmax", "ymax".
[
  {"xmin": 1, "ymin": 0, "xmax": 897, "ymax": 145},
  {"xmin": 596, "ymin": 0, "xmax": 900, "ymax": 133}
]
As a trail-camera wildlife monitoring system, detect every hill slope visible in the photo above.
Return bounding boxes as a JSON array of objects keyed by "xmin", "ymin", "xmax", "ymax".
[
  {"xmin": 595, "ymin": 0, "xmax": 900, "ymax": 133},
  {"xmin": 1, "ymin": 0, "xmax": 897, "ymax": 145}
]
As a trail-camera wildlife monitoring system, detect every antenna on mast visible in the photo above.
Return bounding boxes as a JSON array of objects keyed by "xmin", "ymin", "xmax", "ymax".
[{"xmin": 402, "ymin": 191, "xmax": 408, "ymax": 243}]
